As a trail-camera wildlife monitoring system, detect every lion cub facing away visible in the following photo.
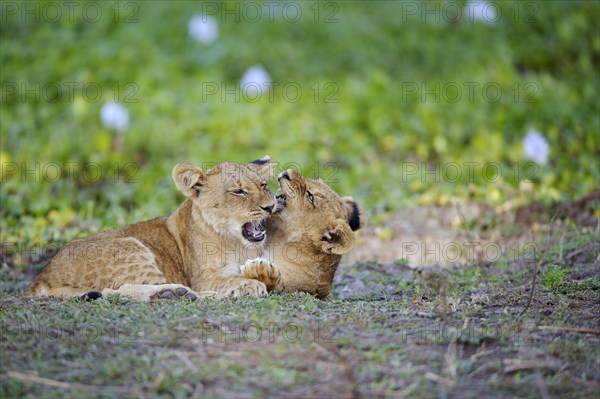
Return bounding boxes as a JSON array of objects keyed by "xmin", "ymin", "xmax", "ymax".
[
  {"xmin": 244, "ymin": 169, "xmax": 366, "ymax": 298},
  {"xmin": 25, "ymin": 157, "xmax": 280, "ymax": 300}
]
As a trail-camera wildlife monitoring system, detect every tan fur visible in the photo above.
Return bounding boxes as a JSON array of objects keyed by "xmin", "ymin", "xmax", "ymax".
[
  {"xmin": 242, "ymin": 169, "xmax": 366, "ymax": 298},
  {"xmin": 25, "ymin": 157, "xmax": 278, "ymax": 299}
]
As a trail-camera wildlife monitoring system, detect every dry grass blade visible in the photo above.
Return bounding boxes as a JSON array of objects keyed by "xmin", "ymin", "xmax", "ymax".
[
  {"xmin": 174, "ymin": 351, "xmax": 199, "ymax": 373},
  {"xmin": 7, "ymin": 371, "xmax": 73, "ymax": 389},
  {"xmin": 424, "ymin": 371, "xmax": 454, "ymax": 386},
  {"xmin": 537, "ymin": 325, "xmax": 600, "ymax": 334},
  {"xmin": 455, "ymin": 204, "xmax": 484, "ymax": 265},
  {"xmin": 534, "ymin": 372, "xmax": 550, "ymax": 399},
  {"xmin": 7, "ymin": 371, "xmax": 134, "ymax": 394},
  {"xmin": 565, "ymin": 242, "xmax": 600, "ymax": 259},
  {"xmin": 503, "ymin": 361, "xmax": 561, "ymax": 374},
  {"xmin": 519, "ymin": 212, "xmax": 559, "ymax": 319},
  {"xmin": 397, "ymin": 379, "xmax": 421, "ymax": 399}
]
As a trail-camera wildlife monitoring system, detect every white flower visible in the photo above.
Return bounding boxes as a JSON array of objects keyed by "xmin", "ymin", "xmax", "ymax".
[
  {"xmin": 240, "ymin": 65, "xmax": 272, "ymax": 96},
  {"xmin": 100, "ymin": 102, "xmax": 129, "ymax": 133},
  {"xmin": 188, "ymin": 14, "xmax": 218, "ymax": 44},
  {"xmin": 464, "ymin": 0, "xmax": 497, "ymax": 23},
  {"xmin": 523, "ymin": 129, "xmax": 550, "ymax": 165}
]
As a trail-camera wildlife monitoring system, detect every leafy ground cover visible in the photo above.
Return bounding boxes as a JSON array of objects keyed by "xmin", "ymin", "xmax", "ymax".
[
  {"xmin": 1, "ymin": 199, "xmax": 599, "ymax": 398},
  {"xmin": 1, "ymin": 1, "xmax": 599, "ymax": 397},
  {"xmin": 1, "ymin": 1, "xmax": 599, "ymax": 244}
]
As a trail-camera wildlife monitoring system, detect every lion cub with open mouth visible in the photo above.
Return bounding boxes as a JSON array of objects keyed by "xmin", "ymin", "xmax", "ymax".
[
  {"xmin": 25, "ymin": 157, "xmax": 279, "ymax": 301},
  {"xmin": 241, "ymin": 169, "xmax": 366, "ymax": 298}
]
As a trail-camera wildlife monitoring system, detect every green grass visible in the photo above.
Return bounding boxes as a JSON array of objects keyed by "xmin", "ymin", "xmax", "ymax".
[
  {"xmin": 2, "ymin": 227, "xmax": 599, "ymax": 398},
  {"xmin": 1, "ymin": 0, "xmax": 599, "ymax": 247},
  {"xmin": 1, "ymin": 1, "xmax": 599, "ymax": 397}
]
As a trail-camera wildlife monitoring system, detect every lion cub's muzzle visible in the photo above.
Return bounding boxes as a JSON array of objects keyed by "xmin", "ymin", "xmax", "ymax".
[
  {"xmin": 242, "ymin": 220, "xmax": 267, "ymax": 242},
  {"xmin": 277, "ymin": 169, "xmax": 301, "ymax": 202},
  {"xmin": 279, "ymin": 170, "xmax": 291, "ymax": 181}
]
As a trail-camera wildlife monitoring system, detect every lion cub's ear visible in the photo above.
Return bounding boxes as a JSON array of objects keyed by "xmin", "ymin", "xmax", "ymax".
[
  {"xmin": 342, "ymin": 197, "xmax": 367, "ymax": 231},
  {"xmin": 321, "ymin": 222, "xmax": 354, "ymax": 255},
  {"xmin": 172, "ymin": 163, "xmax": 207, "ymax": 197},
  {"xmin": 247, "ymin": 155, "xmax": 275, "ymax": 179}
]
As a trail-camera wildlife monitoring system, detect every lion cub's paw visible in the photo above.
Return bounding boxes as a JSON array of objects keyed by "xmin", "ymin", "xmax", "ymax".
[
  {"xmin": 241, "ymin": 258, "xmax": 282, "ymax": 292},
  {"xmin": 151, "ymin": 285, "xmax": 199, "ymax": 301},
  {"xmin": 80, "ymin": 291, "xmax": 103, "ymax": 301},
  {"xmin": 224, "ymin": 278, "xmax": 268, "ymax": 298},
  {"xmin": 103, "ymin": 283, "xmax": 200, "ymax": 301}
]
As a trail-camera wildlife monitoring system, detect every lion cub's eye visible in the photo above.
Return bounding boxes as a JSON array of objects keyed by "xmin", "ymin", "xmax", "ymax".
[
  {"xmin": 307, "ymin": 191, "xmax": 314, "ymax": 203},
  {"xmin": 231, "ymin": 188, "xmax": 247, "ymax": 196},
  {"xmin": 261, "ymin": 183, "xmax": 271, "ymax": 194}
]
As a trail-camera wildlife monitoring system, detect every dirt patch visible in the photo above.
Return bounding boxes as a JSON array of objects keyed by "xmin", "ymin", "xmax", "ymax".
[
  {"xmin": 515, "ymin": 190, "xmax": 600, "ymax": 228},
  {"xmin": 346, "ymin": 194, "xmax": 599, "ymax": 267},
  {"xmin": 1, "ymin": 199, "xmax": 599, "ymax": 398}
]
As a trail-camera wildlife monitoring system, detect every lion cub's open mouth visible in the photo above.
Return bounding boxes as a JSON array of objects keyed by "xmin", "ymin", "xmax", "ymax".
[{"xmin": 242, "ymin": 220, "xmax": 266, "ymax": 242}]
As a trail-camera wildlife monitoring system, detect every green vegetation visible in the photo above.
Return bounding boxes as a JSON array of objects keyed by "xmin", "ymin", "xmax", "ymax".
[
  {"xmin": 1, "ymin": 0, "xmax": 599, "ymax": 245},
  {"xmin": 542, "ymin": 264, "xmax": 569, "ymax": 290},
  {"xmin": 1, "ymin": 227, "xmax": 598, "ymax": 398},
  {"xmin": 1, "ymin": 1, "xmax": 599, "ymax": 397}
]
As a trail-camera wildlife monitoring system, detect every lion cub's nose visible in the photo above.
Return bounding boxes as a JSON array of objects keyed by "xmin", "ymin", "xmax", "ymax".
[
  {"xmin": 278, "ymin": 170, "xmax": 291, "ymax": 181},
  {"xmin": 261, "ymin": 205, "xmax": 274, "ymax": 214}
]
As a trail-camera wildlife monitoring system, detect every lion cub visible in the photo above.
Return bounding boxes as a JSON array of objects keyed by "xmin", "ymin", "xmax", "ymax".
[
  {"xmin": 242, "ymin": 169, "xmax": 366, "ymax": 298},
  {"xmin": 25, "ymin": 157, "xmax": 279, "ymax": 300}
]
